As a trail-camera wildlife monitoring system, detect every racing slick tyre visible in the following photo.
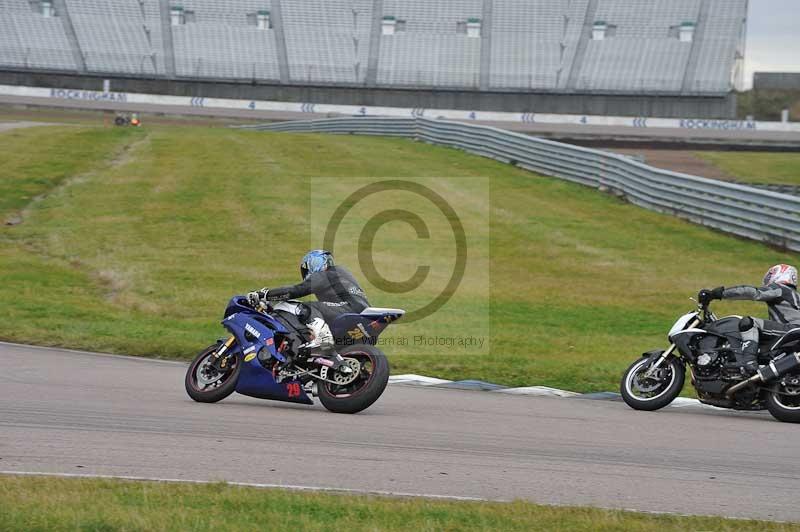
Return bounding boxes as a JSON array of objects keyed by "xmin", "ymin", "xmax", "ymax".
[
  {"xmin": 185, "ymin": 343, "xmax": 241, "ymax": 403},
  {"xmin": 318, "ymin": 345, "xmax": 390, "ymax": 414},
  {"xmin": 620, "ymin": 355, "xmax": 685, "ymax": 411}
]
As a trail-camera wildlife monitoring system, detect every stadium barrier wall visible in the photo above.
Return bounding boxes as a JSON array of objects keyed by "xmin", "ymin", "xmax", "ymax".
[
  {"xmin": 0, "ymin": 69, "xmax": 737, "ymax": 118},
  {"xmin": 1, "ymin": 83, "xmax": 799, "ymax": 133},
  {"xmin": 241, "ymin": 117, "xmax": 800, "ymax": 252}
]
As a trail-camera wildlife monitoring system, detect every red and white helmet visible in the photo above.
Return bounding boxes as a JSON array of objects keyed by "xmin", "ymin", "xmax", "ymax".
[{"xmin": 763, "ymin": 264, "xmax": 798, "ymax": 287}]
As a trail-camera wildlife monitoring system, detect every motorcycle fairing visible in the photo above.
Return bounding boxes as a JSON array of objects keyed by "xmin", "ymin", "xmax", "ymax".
[
  {"xmin": 224, "ymin": 296, "xmax": 291, "ymax": 331},
  {"xmin": 668, "ymin": 311, "xmax": 699, "ymax": 339},
  {"xmin": 331, "ymin": 308, "xmax": 405, "ymax": 346},
  {"xmin": 224, "ymin": 296, "xmax": 257, "ymax": 319},
  {"xmin": 672, "ymin": 316, "xmax": 747, "ymax": 362},
  {"xmin": 771, "ymin": 328, "xmax": 800, "ymax": 351},
  {"xmin": 222, "ymin": 311, "xmax": 286, "ymax": 363},
  {"xmin": 671, "ymin": 330, "xmax": 707, "ymax": 362},
  {"xmin": 220, "ymin": 301, "xmax": 312, "ymax": 405},
  {"xmin": 236, "ymin": 353, "xmax": 313, "ymax": 405}
]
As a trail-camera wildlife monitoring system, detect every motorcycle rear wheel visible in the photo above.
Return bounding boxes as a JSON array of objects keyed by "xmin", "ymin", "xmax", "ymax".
[
  {"xmin": 318, "ymin": 345, "xmax": 389, "ymax": 414},
  {"xmin": 765, "ymin": 373, "xmax": 800, "ymax": 423},
  {"xmin": 620, "ymin": 355, "xmax": 685, "ymax": 411},
  {"xmin": 185, "ymin": 343, "xmax": 240, "ymax": 403}
]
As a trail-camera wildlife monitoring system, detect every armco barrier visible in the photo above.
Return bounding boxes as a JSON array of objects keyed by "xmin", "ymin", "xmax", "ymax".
[{"xmin": 240, "ymin": 117, "xmax": 800, "ymax": 252}]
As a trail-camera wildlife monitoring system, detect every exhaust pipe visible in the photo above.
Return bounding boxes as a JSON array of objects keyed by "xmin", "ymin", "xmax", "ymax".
[{"xmin": 727, "ymin": 352, "xmax": 800, "ymax": 397}]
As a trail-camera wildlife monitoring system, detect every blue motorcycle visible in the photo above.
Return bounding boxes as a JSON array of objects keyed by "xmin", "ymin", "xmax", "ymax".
[{"xmin": 185, "ymin": 295, "xmax": 404, "ymax": 414}]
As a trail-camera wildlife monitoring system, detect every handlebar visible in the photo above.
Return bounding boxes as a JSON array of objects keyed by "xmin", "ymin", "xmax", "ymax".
[
  {"xmin": 689, "ymin": 296, "xmax": 714, "ymax": 323},
  {"xmin": 245, "ymin": 294, "xmax": 272, "ymax": 313}
]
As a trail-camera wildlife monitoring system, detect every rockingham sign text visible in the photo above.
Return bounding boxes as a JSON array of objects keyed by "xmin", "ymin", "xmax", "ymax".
[{"xmin": 49, "ymin": 88, "xmax": 128, "ymax": 103}]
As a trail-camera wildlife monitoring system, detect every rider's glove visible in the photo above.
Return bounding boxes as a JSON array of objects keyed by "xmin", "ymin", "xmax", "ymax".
[
  {"xmin": 247, "ymin": 291, "xmax": 260, "ymax": 307},
  {"xmin": 698, "ymin": 286, "xmax": 724, "ymax": 305},
  {"xmin": 247, "ymin": 288, "xmax": 270, "ymax": 307}
]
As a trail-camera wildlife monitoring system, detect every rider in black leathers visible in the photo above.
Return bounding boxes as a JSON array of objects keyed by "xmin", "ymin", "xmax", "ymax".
[
  {"xmin": 700, "ymin": 264, "xmax": 800, "ymax": 376},
  {"xmin": 247, "ymin": 250, "xmax": 369, "ymax": 353}
]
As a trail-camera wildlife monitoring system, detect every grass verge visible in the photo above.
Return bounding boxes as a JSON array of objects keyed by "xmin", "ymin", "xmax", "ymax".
[
  {"xmin": 0, "ymin": 476, "xmax": 795, "ymax": 532},
  {"xmin": 1, "ymin": 120, "xmax": 797, "ymax": 392},
  {"xmin": 695, "ymin": 151, "xmax": 800, "ymax": 186}
]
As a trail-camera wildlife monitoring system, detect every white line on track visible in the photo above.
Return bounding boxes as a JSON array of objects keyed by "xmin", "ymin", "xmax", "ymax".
[
  {"xmin": 1, "ymin": 471, "xmax": 776, "ymax": 523},
  {"xmin": 0, "ymin": 471, "xmax": 491, "ymax": 502}
]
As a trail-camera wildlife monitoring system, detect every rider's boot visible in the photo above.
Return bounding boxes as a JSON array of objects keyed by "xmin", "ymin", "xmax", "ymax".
[
  {"xmin": 734, "ymin": 343, "xmax": 759, "ymax": 377},
  {"xmin": 299, "ymin": 317, "xmax": 334, "ymax": 352},
  {"xmin": 299, "ymin": 318, "xmax": 353, "ymax": 374},
  {"xmin": 728, "ymin": 319, "xmax": 759, "ymax": 377}
]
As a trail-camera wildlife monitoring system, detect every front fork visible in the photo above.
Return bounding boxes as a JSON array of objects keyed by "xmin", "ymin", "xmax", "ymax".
[
  {"xmin": 644, "ymin": 317, "xmax": 701, "ymax": 377},
  {"xmin": 644, "ymin": 344, "xmax": 677, "ymax": 378},
  {"xmin": 211, "ymin": 336, "xmax": 236, "ymax": 371}
]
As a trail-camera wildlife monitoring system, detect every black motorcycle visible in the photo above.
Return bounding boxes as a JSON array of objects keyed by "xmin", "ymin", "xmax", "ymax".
[{"xmin": 620, "ymin": 297, "xmax": 800, "ymax": 423}]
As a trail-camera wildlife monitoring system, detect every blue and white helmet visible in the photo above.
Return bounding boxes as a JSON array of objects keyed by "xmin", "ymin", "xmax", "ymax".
[
  {"xmin": 763, "ymin": 264, "xmax": 798, "ymax": 288},
  {"xmin": 300, "ymin": 250, "xmax": 334, "ymax": 280}
]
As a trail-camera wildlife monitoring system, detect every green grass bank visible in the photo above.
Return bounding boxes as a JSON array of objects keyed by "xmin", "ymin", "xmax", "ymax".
[
  {"xmin": 696, "ymin": 151, "xmax": 800, "ymax": 186},
  {"xmin": 0, "ymin": 476, "xmax": 795, "ymax": 532},
  {"xmin": 1, "ymin": 123, "xmax": 797, "ymax": 392}
]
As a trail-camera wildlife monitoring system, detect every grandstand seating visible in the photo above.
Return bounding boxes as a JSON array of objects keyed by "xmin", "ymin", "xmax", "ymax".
[
  {"xmin": 574, "ymin": 0, "xmax": 700, "ymax": 92},
  {"xmin": 282, "ymin": 0, "xmax": 372, "ymax": 84},
  {"xmin": 378, "ymin": 1, "xmax": 483, "ymax": 87},
  {"xmin": 0, "ymin": 0, "xmax": 76, "ymax": 71},
  {"xmin": 172, "ymin": 0, "xmax": 280, "ymax": 80},
  {"xmin": 489, "ymin": 0, "xmax": 588, "ymax": 90},
  {"xmin": 0, "ymin": 0, "xmax": 747, "ymax": 95},
  {"xmin": 67, "ymin": 0, "xmax": 164, "ymax": 74},
  {"xmin": 690, "ymin": 0, "xmax": 747, "ymax": 92}
]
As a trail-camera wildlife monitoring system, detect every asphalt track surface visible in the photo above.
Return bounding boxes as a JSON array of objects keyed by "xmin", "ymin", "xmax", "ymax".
[
  {"xmin": 3, "ymin": 94, "xmax": 800, "ymax": 147},
  {"xmin": 3, "ymin": 343, "xmax": 800, "ymax": 522},
  {"xmin": 0, "ymin": 120, "xmax": 62, "ymax": 132}
]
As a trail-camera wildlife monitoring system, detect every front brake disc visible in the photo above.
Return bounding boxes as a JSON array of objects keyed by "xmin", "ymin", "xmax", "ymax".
[{"xmin": 634, "ymin": 368, "xmax": 666, "ymax": 393}]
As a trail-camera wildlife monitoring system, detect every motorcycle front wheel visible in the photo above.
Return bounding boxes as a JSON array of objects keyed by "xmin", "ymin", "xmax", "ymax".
[
  {"xmin": 620, "ymin": 355, "xmax": 685, "ymax": 411},
  {"xmin": 318, "ymin": 345, "xmax": 390, "ymax": 414},
  {"xmin": 185, "ymin": 343, "xmax": 240, "ymax": 403}
]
